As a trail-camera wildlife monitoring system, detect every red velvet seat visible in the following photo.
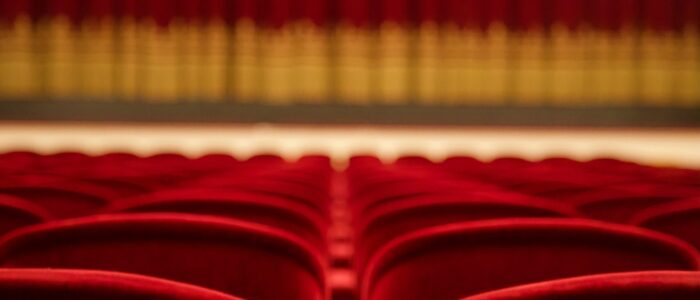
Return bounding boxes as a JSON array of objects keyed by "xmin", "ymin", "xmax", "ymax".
[
  {"xmin": 363, "ymin": 218, "xmax": 700, "ymax": 300},
  {"xmin": 0, "ymin": 213, "xmax": 327, "ymax": 300},
  {"xmin": 462, "ymin": 271, "xmax": 700, "ymax": 300},
  {"xmin": 500, "ymin": 169, "xmax": 628, "ymax": 199},
  {"xmin": 0, "ymin": 268, "xmax": 242, "ymax": 300},
  {"xmin": 394, "ymin": 155, "xmax": 434, "ymax": 166},
  {"xmin": 0, "ymin": 179, "xmax": 117, "ymax": 218},
  {"xmin": 647, "ymin": 168, "xmax": 700, "ymax": 187},
  {"xmin": 348, "ymin": 155, "xmax": 382, "ymax": 166},
  {"xmin": 298, "ymin": 154, "xmax": 332, "ymax": 167},
  {"xmin": 489, "ymin": 157, "xmax": 531, "ymax": 168},
  {"xmin": 354, "ymin": 195, "xmax": 579, "ymax": 271},
  {"xmin": 585, "ymin": 158, "xmax": 648, "ymax": 175},
  {"xmin": 217, "ymin": 168, "xmax": 331, "ymax": 194},
  {"xmin": 348, "ymin": 174, "xmax": 417, "ymax": 200},
  {"xmin": 245, "ymin": 154, "xmax": 286, "ymax": 164},
  {"xmin": 77, "ymin": 165, "xmax": 170, "ymax": 191},
  {"xmin": 0, "ymin": 151, "xmax": 38, "ymax": 169},
  {"xmin": 347, "ymin": 169, "xmax": 423, "ymax": 194},
  {"xmin": 346, "ymin": 156, "xmax": 384, "ymax": 180},
  {"xmin": 189, "ymin": 177, "xmax": 329, "ymax": 214},
  {"xmin": 567, "ymin": 188, "xmax": 687, "ymax": 223},
  {"xmin": 195, "ymin": 153, "xmax": 238, "ymax": 165},
  {"xmin": 105, "ymin": 189, "xmax": 328, "ymax": 251},
  {"xmin": 77, "ymin": 177, "xmax": 153, "ymax": 197},
  {"xmin": 29, "ymin": 152, "xmax": 91, "ymax": 175},
  {"xmin": 351, "ymin": 179, "xmax": 499, "ymax": 216},
  {"xmin": 632, "ymin": 198, "xmax": 700, "ymax": 251},
  {"xmin": 0, "ymin": 195, "xmax": 51, "ymax": 237},
  {"xmin": 95, "ymin": 152, "xmax": 140, "ymax": 162}
]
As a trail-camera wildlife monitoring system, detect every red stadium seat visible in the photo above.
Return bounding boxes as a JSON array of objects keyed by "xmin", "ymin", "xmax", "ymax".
[
  {"xmin": 346, "ymin": 155, "xmax": 384, "ymax": 179},
  {"xmin": 462, "ymin": 271, "xmax": 700, "ymax": 300},
  {"xmin": 214, "ymin": 168, "xmax": 331, "ymax": 194},
  {"xmin": 0, "ymin": 195, "xmax": 51, "ymax": 237},
  {"xmin": 0, "ymin": 213, "xmax": 327, "ymax": 300},
  {"xmin": 298, "ymin": 154, "xmax": 332, "ymax": 167},
  {"xmin": 105, "ymin": 189, "xmax": 328, "ymax": 251},
  {"xmin": 568, "ymin": 188, "xmax": 688, "ymax": 223},
  {"xmin": 76, "ymin": 177, "xmax": 153, "ymax": 197},
  {"xmin": 0, "ymin": 151, "xmax": 38, "ymax": 171},
  {"xmin": 189, "ymin": 177, "xmax": 329, "ymax": 213},
  {"xmin": 245, "ymin": 154, "xmax": 286, "ymax": 164},
  {"xmin": 362, "ymin": 218, "xmax": 700, "ymax": 300},
  {"xmin": 95, "ymin": 152, "xmax": 140, "ymax": 162},
  {"xmin": 394, "ymin": 155, "xmax": 434, "ymax": 166},
  {"xmin": 0, "ymin": 179, "xmax": 117, "ymax": 218},
  {"xmin": 351, "ymin": 179, "xmax": 499, "ymax": 215},
  {"xmin": 195, "ymin": 153, "xmax": 238, "ymax": 165},
  {"xmin": 354, "ymin": 194, "xmax": 579, "ymax": 270},
  {"xmin": 0, "ymin": 268, "xmax": 242, "ymax": 300},
  {"xmin": 632, "ymin": 198, "xmax": 700, "ymax": 251}
]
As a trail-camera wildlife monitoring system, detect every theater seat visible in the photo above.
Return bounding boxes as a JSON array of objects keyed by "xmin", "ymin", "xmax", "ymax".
[
  {"xmin": 77, "ymin": 177, "xmax": 152, "ymax": 197},
  {"xmin": 632, "ymin": 198, "xmax": 700, "ymax": 251},
  {"xmin": 566, "ymin": 188, "xmax": 684, "ymax": 223},
  {"xmin": 189, "ymin": 177, "xmax": 329, "ymax": 214},
  {"xmin": 104, "ymin": 189, "xmax": 328, "ymax": 251},
  {"xmin": 354, "ymin": 194, "xmax": 579, "ymax": 271},
  {"xmin": 0, "ymin": 195, "xmax": 51, "ymax": 237},
  {"xmin": 351, "ymin": 179, "xmax": 499, "ymax": 216},
  {"xmin": 0, "ymin": 213, "xmax": 327, "ymax": 300},
  {"xmin": 0, "ymin": 180, "xmax": 117, "ymax": 218},
  {"xmin": 461, "ymin": 271, "xmax": 700, "ymax": 300},
  {"xmin": 0, "ymin": 268, "xmax": 242, "ymax": 300},
  {"xmin": 362, "ymin": 218, "xmax": 700, "ymax": 300}
]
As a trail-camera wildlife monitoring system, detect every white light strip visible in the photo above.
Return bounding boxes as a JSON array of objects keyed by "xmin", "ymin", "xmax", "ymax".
[{"xmin": 1, "ymin": 122, "xmax": 699, "ymax": 168}]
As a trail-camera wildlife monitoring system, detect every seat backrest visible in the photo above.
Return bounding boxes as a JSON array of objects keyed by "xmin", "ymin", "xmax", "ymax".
[
  {"xmin": 0, "ymin": 180, "xmax": 115, "ymax": 218},
  {"xmin": 0, "ymin": 213, "xmax": 327, "ymax": 300},
  {"xmin": 189, "ymin": 177, "xmax": 329, "ymax": 214},
  {"xmin": 0, "ymin": 268, "xmax": 242, "ymax": 300},
  {"xmin": 632, "ymin": 198, "xmax": 700, "ymax": 251},
  {"xmin": 352, "ymin": 179, "xmax": 498, "ymax": 215},
  {"xmin": 568, "ymin": 189, "xmax": 681, "ymax": 223},
  {"xmin": 363, "ymin": 218, "xmax": 700, "ymax": 300},
  {"xmin": 78, "ymin": 177, "xmax": 152, "ymax": 197},
  {"xmin": 354, "ymin": 194, "xmax": 579, "ymax": 271},
  {"xmin": 461, "ymin": 271, "xmax": 700, "ymax": 300},
  {"xmin": 0, "ymin": 195, "xmax": 51, "ymax": 237},
  {"xmin": 105, "ymin": 189, "xmax": 328, "ymax": 251}
]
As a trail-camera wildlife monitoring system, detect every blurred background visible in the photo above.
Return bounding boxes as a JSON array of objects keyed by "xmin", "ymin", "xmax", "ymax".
[{"xmin": 0, "ymin": 0, "xmax": 699, "ymax": 163}]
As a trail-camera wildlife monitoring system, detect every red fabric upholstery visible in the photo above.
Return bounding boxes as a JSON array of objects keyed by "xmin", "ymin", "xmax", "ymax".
[
  {"xmin": 298, "ymin": 154, "xmax": 332, "ymax": 167},
  {"xmin": 347, "ymin": 170, "xmax": 428, "ymax": 196},
  {"xmin": 363, "ymin": 218, "xmax": 700, "ymax": 300},
  {"xmin": 462, "ymin": 271, "xmax": 700, "ymax": 300},
  {"xmin": 95, "ymin": 152, "xmax": 140, "ymax": 162},
  {"xmin": 0, "ymin": 213, "xmax": 327, "ymax": 300},
  {"xmin": 245, "ymin": 154, "xmax": 286, "ymax": 164},
  {"xmin": 77, "ymin": 177, "xmax": 152, "ymax": 197},
  {"xmin": 0, "ymin": 195, "xmax": 51, "ymax": 237},
  {"xmin": 0, "ymin": 151, "xmax": 38, "ymax": 174},
  {"xmin": 201, "ymin": 162, "xmax": 329, "ymax": 188},
  {"xmin": 0, "ymin": 179, "xmax": 115, "ymax": 218},
  {"xmin": 394, "ymin": 156, "xmax": 434, "ymax": 166},
  {"xmin": 632, "ymin": 198, "xmax": 700, "ymax": 251},
  {"xmin": 194, "ymin": 153, "xmax": 239, "ymax": 166},
  {"xmin": 351, "ymin": 179, "xmax": 499, "ymax": 215},
  {"xmin": 354, "ymin": 194, "xmax": 579, "ymax": 271},
  {"xmin": 189, "ymin": 176, "xmax": 329, "ymax": 213},
  {"xmin": 566, "ymin": 188, "xmax": 684, "ymax": 223},
  {"xmin": 0, "ymin": 268, "xmax": 242, "ymax": 300},
  {"xmin": 105, "ymin": 189, "xmax": 328, "ymax": 251}
]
